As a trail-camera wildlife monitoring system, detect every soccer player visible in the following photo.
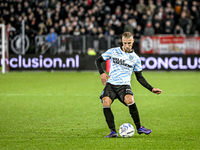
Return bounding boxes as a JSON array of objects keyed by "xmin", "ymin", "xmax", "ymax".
[{"xmin": 95, "ymin": 32, "xmax": 162, "ymax": 138}]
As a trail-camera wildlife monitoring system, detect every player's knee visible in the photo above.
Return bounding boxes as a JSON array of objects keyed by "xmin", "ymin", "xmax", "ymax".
[
  {"xmin": 102, "ymin": 97, "xmax": 112, "ymax": 107},
  {"xmin": 124, "ymin": 95, "xmax": 134, "ymax": 105}
]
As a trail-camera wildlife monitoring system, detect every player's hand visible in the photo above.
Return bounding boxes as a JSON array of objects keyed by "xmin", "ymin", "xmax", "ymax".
[
  {"xmin": 101, "ymin": 73, "xmax": 109, "ymax": 86},
  {"xmin": 152, "ymin": 88, "xmax": 162, "ymax": 95}
]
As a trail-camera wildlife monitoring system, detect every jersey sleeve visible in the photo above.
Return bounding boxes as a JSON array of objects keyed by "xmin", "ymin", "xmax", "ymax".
[
  {"xmin": 133, "ymin": 56, "xmax": 142, "ymax": 72},
  {"xmin": 101, "ymin": 49, "xmax": 112, "ymax": 61}
]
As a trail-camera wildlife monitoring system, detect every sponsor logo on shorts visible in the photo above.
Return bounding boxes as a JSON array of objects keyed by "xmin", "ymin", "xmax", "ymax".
[{"xmin": 126, "ymin": 89, "xmax": 132, "ymax": 93}]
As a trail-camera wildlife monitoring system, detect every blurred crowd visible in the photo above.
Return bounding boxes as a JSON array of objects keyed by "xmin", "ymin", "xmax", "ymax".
[{"xmin": 0, "ymin": 0, "xmax": 200, "ymax": 53}]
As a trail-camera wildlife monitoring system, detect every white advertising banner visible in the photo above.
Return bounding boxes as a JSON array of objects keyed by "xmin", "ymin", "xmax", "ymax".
[
  {"xmin": 140, "ymin": 35, "xmax": 200, "ymax": 54},
  {"xmin": 158, "ymin": 35, "xmax": 185, "ymax": 54}
]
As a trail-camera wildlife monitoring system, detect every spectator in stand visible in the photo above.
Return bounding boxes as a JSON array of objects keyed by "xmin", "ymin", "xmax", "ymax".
[
  {"xmin": 53, "ymin": 12, "xmax": 60, "ymax": 23},
  {"xmin": 143, "ymin": 21, "xmax": 155, "ymax": 36},
  {"xmin": 139, "ymin": 14, "xmax": 148, "ymax": 31},
  {"xmin": 37, "ymin": 8, "xmax": 46, "ymax": 24},
  {"xmin": 59, "ymin": 19, "xmax": 64, "ymax": 29},
  {"xmin": 136, "ymin": 0, "xmax": 146, "ymax": 14},
  {"xmin": 87, "ymin": 19, "xmax": 96, "ymax": 33},
  {"xmin": 30, "ymin": 16, "xmax": 38, "ymax": 33},
  {"xmin": 174, "ymin": 0, "xmax": 182, "ymax": 16},
  {"xmin": 25, "ymin": 24, "xmax": 32, "ymax": 39},
  {"xmin": 124, "ymin": 3, "xmax": 131, "ymax": 12},
  {"xmin": 191, "ymin": 0, "xmax": 199, "ymax": 11},
  {"xmin": 133, "ymin": 10, "xmax": 139, "ymax": 23},
  {"xmin": 134, "ymin": 25, "xmax": 142, "ymax": 39},
  {"xmin": 97, "ymin": 27, "xmax": 104, "ymax": 35},
  {"xmin": 25, "ymin": 24, "xmax": 36, "ymax": 53},
  {"xmin": 154, "ymin": 22, "xmax": 163, "ymax": 34},
  {"xmin": 9, "ymin": 16, "xmax": 16, "ymax": 28},
  {"xmin": 46, "ymin": 27, "xmax": 58, "ymax": 55},
  {"xmin": 46, "ymin": 8, "xmax": 52, "ymax": 19},
  {"xmin": 96, "ymin": 10, "xmax": 105, "ymax": 27},
  {"xmin": 137, "ymin": 7, "xmax": 144, "ymax": 20},
  {"xmin": 15, "ymin": 16, "xmax": 23, "ymax": 34},
  {"xmin": 182, "ymin": 0, "xmax": 190, "ymax": 10},
  {"xmin": 153, "ymin": 13, "xmax": 163, "ymax": 27},
  {"xmin": 90, "ymin": 16, "xmax": 99, "ymax": 28},
  {"xmin": 129, "ymin": 8, "xmax": 135, "ymax": 19},
  {"xmin": 108, "ymin": 29, "xmax": 117, "ymax": 47},
  {"xmin": 178, "ymin": 11, "xmax": 191, "ymax": 34},
  {"xmin": 103, "ymin": 14, "xmax": 111, "ymax": 27},
  {"xmin": 174, "ymin": 24, "xmax": 184, "ymax": 37},
  {"xmin": 7, "ymin": 23, "xmax": 16, "ymax": 43},
  {"xmin": 38, "ymin": 22, "xmax": 48, "ymax": 35},
  {"xmin": 195, "ymin": 18, "xmax": 200, "ymax": 35},
  {"xmin": 77, "ymin": 6, "xmax": 85, "ymax": 20},
  {"xmin": 49, "ymin": 0, "xmax": 58, "ymax": 9},
  {"xmin": 165, "ymin": 2, "xmax": 174, "ymax": 15},
  {"xmin": 67, "ymin": 26, "xmax": 73, "ymax": 35},
  {"xmin": 154, "ymin": 0, "xmax": 164, "ymax": 14},
  {"xmin": 124, "ymin": 18, "xmax": 137, "ymax": 34},
  {"xmin": 23, "ymin": 1, "xmax": 30, "ymax": 15},
  {"xmin": 115, "ymin": 5, "xmax": 122, "ymax": 20},
  {"xmin": 165, "ymin": 12, "xmax": 175, "ymax": 30},
  {"xmin": 53, "ymin": 22, "xmax": 60, "ymax": 34},
  {"xmin": 121, "ymin": 13, "xmax": 129, "ymax": 26},
  {"xmin": 90, "ymin": 27, "xmax": 98, "ymax": 36},
  {"xmin": 124, "ymin": 9, "xmax": 131, "ymax": 21},
  {"xmin": 46, "ymin": 18, "xmax": 53, "ymax": 32},
  {"xmin": 80, "ymin": 27, "xmax": 87, "ymax": 35},
  {"xmin": 23, "ymin": 15, "xmax": 28, "ymax": 25},
  {"xmin": 109, "ymin": 14, "xmax": 120, "ymax": 30},
  {"xmin": 2, "ymin": 9, "xmax": 9, "ymax": 25},
  {"xmin": 60, "ymin": 25, "xmax": 67, "ymax": 35},
  {"xmin": 64, "ymin": 18, "xmax": 71, "ymax": 27},
  {"xmin": 182, "ymin": 5, "xmax": 191, "ymax": 19},
  {"xmin": 9, "ymin": 5, "xmax": 15, "ymax": 17},
  {"xmin": 134, "ymin": 24, "xmax": 143, "ymax": 53},
  {"xmin": 16, "ymin": 3, "xmax": 23, "ymax": 15},
  {"xmin": 73, "ymin": 26, "xmax": 81, "ymax": 36},
  {"xmin": 27, "ymin": 6, "xmax": 33, "ymax": 15},
  {"xmin": 148, "ymin": 0, "xmax": 156, "ymax": 15},
  {"xmin": 114, "ymin": 21, "xmax": 123, "ymax": 35},
  {"xmin": 190, "ymin": 5, "xmax": 200, "ymax": 34},
  {"xmin": 164, "ymin": 20, "xmax": 173, "ymax": 34},
  {"xmin": 146, "ymin": 9, "xmax": 153, "ymax": 23},
  {"xmin": 157, "ymin": 7, "xmax": 167, "ymax": 22}
]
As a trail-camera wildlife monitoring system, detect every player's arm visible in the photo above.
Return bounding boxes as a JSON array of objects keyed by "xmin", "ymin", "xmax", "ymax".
[
  {"xmin": 134, "ymin": 71, "xmax": 162, "ymax": 95},
  {"xmin": 95, "ymin": 56, "xmax": 105, "ymax": 74},
  {"xmin": 95, "ymin": 56, "xmax": 109, "ymax": 86}
]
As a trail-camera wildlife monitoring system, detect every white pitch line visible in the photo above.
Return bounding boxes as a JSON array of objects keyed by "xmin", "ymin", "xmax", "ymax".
[{"xmin": 0, "ymin": 93, "xmax": 199, "ymax": 97}]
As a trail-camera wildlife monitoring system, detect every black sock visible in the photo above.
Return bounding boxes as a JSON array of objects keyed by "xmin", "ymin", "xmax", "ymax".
[
  {"xmin": 128, "ymin": 103, "xmax": 141, "ymax": 130},
  {"xmin": 103, "ymin": 107, "xmax": 116, "ymax": 132}
]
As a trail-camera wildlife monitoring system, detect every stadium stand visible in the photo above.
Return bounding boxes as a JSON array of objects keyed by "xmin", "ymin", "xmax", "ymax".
[{"xmin": 0, "ymin": 0, "xmax": 200, "ymax": 54}]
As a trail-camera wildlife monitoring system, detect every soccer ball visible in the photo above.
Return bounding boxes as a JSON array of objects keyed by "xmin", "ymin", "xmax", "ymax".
[{"xmin": 119, "ymin": 123, "xmax": 135, "ymax": 138}]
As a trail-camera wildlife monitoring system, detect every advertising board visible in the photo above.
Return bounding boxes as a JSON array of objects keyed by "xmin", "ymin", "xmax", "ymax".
[{"xmin": 1, "ymin": 54, "xmax": 199, "ymax": 71}]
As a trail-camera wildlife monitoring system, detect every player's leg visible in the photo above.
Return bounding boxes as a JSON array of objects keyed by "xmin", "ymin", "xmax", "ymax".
[
  {"xmin": 102, "ymin": 96, "xmax": 118, "ymax": 138},
  {"xmin": 124, "ymin": 94, "xmax": 152, "ymax": 135},
  {"xmin": 124, "ymin": 94, "xmax": 141, "ymax": 130}
]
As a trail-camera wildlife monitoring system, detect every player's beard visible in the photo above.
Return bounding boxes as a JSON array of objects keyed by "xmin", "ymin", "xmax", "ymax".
[{"xmin": 124, "ymin": 46, "xmax": 133, "ymax": 53}]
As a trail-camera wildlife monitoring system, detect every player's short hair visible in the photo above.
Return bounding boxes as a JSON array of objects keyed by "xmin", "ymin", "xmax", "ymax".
[{"xmin": 122, "ymin": 32, "xmax": 133, "ymax": 39}]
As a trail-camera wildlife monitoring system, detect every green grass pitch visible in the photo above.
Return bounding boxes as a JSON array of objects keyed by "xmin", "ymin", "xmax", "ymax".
[{"xmin": 0, "ymin": 71, "xmax": 199, "ymax": 150}]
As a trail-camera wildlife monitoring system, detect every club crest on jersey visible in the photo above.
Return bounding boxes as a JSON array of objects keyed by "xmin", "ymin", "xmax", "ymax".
[
  {"xmin": 113, "ymin": 58, "xmax": 132, "ymax": 68},
  {"xmin": 129, "ymin": 55, "xmax": 133, "ymax": 60}
]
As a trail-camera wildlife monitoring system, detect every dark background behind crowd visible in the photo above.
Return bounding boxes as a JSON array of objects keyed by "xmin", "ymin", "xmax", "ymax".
[{"xmin": 0, "ymin": 0, "xmax": 200, "ymax": 54}]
